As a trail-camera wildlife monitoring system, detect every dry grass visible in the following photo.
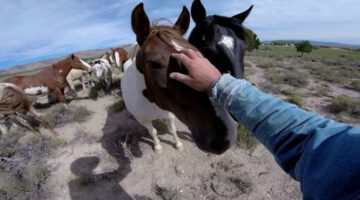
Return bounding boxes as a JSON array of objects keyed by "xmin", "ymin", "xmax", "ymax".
[{"xmin": 237, "ymin": 124, "xmax": 257, "ymax": 152}]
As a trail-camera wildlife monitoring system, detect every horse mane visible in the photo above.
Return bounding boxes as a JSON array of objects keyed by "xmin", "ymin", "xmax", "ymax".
[
  {"xmin": 148, "ymin": 20, "xmax": 195, "ymax": 51},
  {"xmin": 52, "ymin": 57, "xmax": 71, "ymax": 70}
]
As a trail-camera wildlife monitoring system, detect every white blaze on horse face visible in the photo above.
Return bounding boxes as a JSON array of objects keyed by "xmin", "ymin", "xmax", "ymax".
[
  {"xmin": 115, "ymin": 52, "xmax": 120, "ymax": 68},
  {"xmin": 80, "ymin": 59, "xmax": 92, "ymax": 71},
  {"xmin": 171, "ymin": 40, "xmax": 185, "ymax": 51},
  {"xmin": 218, "ymin": 35, "xmax": 234, "ymax": 50},
  {"xmin": 24, "ymin": 86, "xmax": 49, "ymax": 95}
]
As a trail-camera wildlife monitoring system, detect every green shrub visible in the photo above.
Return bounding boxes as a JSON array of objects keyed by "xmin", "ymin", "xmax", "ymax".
[
  {"xmin": 73, "ymin": 106, "xmax": 92, "ymax": 122},
  {"xmin": 88, "ymin": 83, "xmax": 102, "ymax": 100},
  {"xmin": 237, "ymin": 124, "xmax": 257, "ymax": 152},
  {"xmin": 44, "ymin": 104, "xmax": 91, "ymax": 128},
  {"xmin": 350, "ymin": 80, "xmax": 360, "ymax": 91},
  {"xmin": 50, "ymin": 137, "xmax": 67, "ymax": 148},
  {"xmin": 287, "ymin": 92, "xmax": 305, "ymax": 107},
  {"xmin": 282, "ymin": 71, "xmax": 309, "ymax": 87},
  {"xmin": 329, "ymin": 95, "xmax": 352, "ymax": 114},
  {"xmin": 28, "ymin": 166, "xmax": 50, "ymax": 185},
  {"xmin": 110, "ymin": 99, "xmax": 125, "ymax": 113},
  {"xmin": 268, "ymin": 70, "xmax": 309, "ymax": 87},
  {"xmin": 350, "ymin": 99, "xmax": 360, "ymax": 116},
  {"xmin": 1, "ymin": 166, "xmax": 49, "ymax": 200},
  {"xmin": 88, "ymin": 81, "xmax": 108, "ymax": 100}
]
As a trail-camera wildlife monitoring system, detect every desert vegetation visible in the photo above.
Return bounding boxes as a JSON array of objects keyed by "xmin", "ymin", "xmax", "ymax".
[
  {"xmin": 247, "ymin": 44, "xmax": 359, "ymax": 126},
  {"xmin": 0, "ymin": 44, "xmax": 358, "ymax": 199}
]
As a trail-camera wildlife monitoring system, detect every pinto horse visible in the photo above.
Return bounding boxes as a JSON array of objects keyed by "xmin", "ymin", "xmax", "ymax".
[
  {"xmin": 110, "ymin": 48, "xmax": 128, "ymax": 71},
  {"xmin": 131, "ymin": 3, "xmax": 237, "ymax": 154},
  {"xmin": 189, "ymin": 0, "xmax": 253, "ymax": 79},
  {"xmin": 3, "ymin": 55, "xmax": 92, "ymax": 103},
  {"xmin": 122, "ymin": 42, "xmax": 183, "ymax": 153},
  {"xmin": 0, "ymin": 83, "xmax": 56, "ymax": 138}
]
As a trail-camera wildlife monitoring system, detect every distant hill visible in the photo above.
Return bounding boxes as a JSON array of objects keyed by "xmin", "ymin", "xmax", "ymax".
[
  {"xmin": 263, "ymin": 40, "xmax": 360, "ymax": 49},
  {"xmin": 0, "ymin": 44, "xmax": 131, "ymax": 75}
]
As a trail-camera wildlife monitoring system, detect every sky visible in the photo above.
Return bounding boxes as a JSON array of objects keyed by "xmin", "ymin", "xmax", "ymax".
[{"xmin": 0, "ymin": 0, "xmax": 359, "ymax": 69}]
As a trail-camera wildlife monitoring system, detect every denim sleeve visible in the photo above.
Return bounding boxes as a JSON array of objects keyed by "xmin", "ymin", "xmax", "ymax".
[{"xmin": 209, "ymin": 74, "xmax": 360, "ymax": 200}]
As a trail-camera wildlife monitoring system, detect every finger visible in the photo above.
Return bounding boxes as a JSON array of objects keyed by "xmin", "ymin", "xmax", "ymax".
[
  {"xmin": 171, "ymin": 53, "xmax": 191, "ymax": 66},
  {"xmin": 178, "ymin": 48, "xmax": 197, "ymax": 59},
  {"xmin": 169, "ymin": 72, "xmax": 194, "ymax": 86},
  {"xmin": 194, "ymin": 50, "xmax": 204, "ymax": 58}
]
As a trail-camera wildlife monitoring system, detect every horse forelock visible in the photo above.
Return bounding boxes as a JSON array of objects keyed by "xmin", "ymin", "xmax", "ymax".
[{"xmin": 147, "ymin": 24, "xmax": 195, "ymax": 52}]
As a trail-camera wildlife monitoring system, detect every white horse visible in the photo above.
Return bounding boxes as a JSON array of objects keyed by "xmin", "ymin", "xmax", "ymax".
[
  {"xmin": 66, "ymin": 69, "xmax": 92, "ymax": 93},
  {"xmin": 121, "ymin": 43, "xmax": 183, "ymax": 153},
  {"xmin": 91, "ymin": 58, "xmax": 113, "ymax": 87},
  {"xmin": 65, "ymin": 59, "xmax": 93, "ymax": 94}
]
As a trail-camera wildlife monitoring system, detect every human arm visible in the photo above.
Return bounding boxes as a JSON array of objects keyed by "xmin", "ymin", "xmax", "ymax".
[{"xmin": 170, "ymin": 49, "xmax": 360, "ymax": 199}]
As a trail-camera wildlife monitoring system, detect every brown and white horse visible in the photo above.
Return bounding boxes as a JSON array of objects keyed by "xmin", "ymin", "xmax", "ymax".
[
  {"xmin": 110, "ymin": 48, "xmax": 128, "ymax": 71},
  {"xmin": 131, "ymin": 3, "xmax": 237, "ymax": 154},
  {"xmin": 0, "ymin": 83, "xmax": 56, "ymax": 138},
  {"xmin": 3, "ymin": 54, "xmax": 92, "ymax": 103}
]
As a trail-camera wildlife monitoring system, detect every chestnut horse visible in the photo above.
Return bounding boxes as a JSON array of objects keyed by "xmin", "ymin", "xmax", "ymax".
[
  {"xmin": 3, "ymin": 55, "xmax": 92, "ymax": 103},
  {"xmin": 189, "ymin": 0, "xmax": 253, "ymax": 79},
  {"xmin": 131, "ymin": 3, "xmax": 237, "ymax": 154},
  {"xmin": 0, "ymin": 83, "xmax": 56, "ymax": 138}
]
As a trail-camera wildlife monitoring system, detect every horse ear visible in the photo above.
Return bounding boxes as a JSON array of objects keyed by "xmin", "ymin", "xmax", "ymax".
[
  {"xmin": 174, "ymin": 6, "xmax": 190, "ymax": 35},
  {"xmin": 71, "ymin": 54, "xmax": 75, "ymax": 59},
  {"xmin": 232, "ymin": 5, "xmax": 253, "ymax": 23},
  {"xmin": 191, "ymin": 0, "xmax": 206, "ymax": 25},
  {"xmin": 131, "ymin": 3, "xmax": 150, "ymax": 46}
]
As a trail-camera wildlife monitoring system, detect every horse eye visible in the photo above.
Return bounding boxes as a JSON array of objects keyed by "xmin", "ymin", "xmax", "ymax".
[{"xmin": 147, "ymin": 61, "xmax": 162, "ymax": 69}]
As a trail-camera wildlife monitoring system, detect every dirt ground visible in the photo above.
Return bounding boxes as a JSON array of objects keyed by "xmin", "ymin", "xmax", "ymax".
[
  {"xmin": 2, "ymin": 57, "xmax": 359, "ymax": 199},
  {"xmin": 33, "ymin": 63, "xmax": 302, "ymax": 200}
]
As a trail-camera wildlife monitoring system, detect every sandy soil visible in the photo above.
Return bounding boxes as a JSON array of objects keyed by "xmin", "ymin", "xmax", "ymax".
[{"xmin": 41, "ymin": 90, "xmax": 301, "ymax": 200}]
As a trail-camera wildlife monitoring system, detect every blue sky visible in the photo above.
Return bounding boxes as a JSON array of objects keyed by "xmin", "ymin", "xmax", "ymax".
[{"xmin": 1, "ymin": 0, "xmax": 359, "ymax": 69}]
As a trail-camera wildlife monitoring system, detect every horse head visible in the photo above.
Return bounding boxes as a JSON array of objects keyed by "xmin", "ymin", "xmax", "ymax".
[
  {"xmin": 189, "ymin": 0, "xmax": 253, "ymax": 79},
  {"xmin": 131, "ymin": 3, "xmax": 237, "ymax": 154},
  {"xmin": 67, "ymin": 54, "xmax": 92, "ymax": 72}
]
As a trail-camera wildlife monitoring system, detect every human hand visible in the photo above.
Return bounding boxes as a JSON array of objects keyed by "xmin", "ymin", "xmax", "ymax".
[{"xmin": 170, "ymin": 49, "xmax": 221, "ymax": 92}]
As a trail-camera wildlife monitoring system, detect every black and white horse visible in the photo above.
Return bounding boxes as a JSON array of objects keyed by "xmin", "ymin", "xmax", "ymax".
[{"xmin": 189, "ymin": 0, "xmax": 253, "ymax": 79}]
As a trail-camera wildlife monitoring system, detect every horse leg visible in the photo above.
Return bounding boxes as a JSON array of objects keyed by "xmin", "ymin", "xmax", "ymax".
[
  {"xmin": 65, "ymin": 80, "xmax": 78, "ymax": 99},
  {"xmin": 165, "ymin": 113, "xmax": 183, "ymax": 151},
  {"xmin": 66, "ymin": 77, "xmax": 76, "ymax": 92},
  {"xmin": 80, "ymin": 76, "xmax": 87, "ymax": 90},
  {"xmin": 53, "ymin": 88, "xmax": 66, "ymax": 103},
  {"xmin": 28, "ymin": 106, "xmax": 57, "ymax": 135},
  {"xmin": 140, "ymin": 120, "xmax": 162, "ymax": 153}
]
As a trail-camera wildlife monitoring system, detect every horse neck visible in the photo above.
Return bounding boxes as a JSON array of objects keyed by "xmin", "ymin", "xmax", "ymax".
[{"xmin": 52, "ymin": 59, "xmax": 74, "ymax": 78}]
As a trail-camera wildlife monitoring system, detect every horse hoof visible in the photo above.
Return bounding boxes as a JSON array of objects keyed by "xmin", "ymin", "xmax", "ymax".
[
  {"xmin": 176, "ymin": 143, "xmax": 184, "ymax": 151},
  {"xmin": 154, "ymin": 146, "xmax": 163, "ymax": 154}
]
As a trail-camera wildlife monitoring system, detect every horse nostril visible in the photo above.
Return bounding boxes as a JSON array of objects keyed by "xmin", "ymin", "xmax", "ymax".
[{"xmin": 209, "ymin": 139, "xmax": 230, "ymax": 154}]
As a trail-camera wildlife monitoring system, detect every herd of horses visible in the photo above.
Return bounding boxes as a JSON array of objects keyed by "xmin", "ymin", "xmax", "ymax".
[{"xmin": 0, "ymin": 0, "xmax": 253, "ymax": 155}]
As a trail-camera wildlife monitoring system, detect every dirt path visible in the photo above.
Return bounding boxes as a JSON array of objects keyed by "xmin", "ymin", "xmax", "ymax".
[{"xmin": 42, "ymin": 92, "xmax": 301, "ymax": 199}]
